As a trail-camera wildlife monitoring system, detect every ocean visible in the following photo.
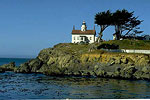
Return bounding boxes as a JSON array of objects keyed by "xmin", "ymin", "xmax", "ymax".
[
  {"xmin": 0, "ymin": 58, "xmax": 150, "ymax": 99},
  {"xmin": 0, "ymin": 58, "xmax": 32, "ymax": 66}
]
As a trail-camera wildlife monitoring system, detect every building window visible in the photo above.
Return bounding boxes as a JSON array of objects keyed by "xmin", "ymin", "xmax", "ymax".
[
  {"xmin": 90, "ymin": 37, "xmax": 92, "ymax": 40},
  {"xmin": 81, "ymin": 37, "xmax": 83, "ymax": 40},
  {"xmin": 77, "ymin": 37, "xmax": 79, "ymax": 40},
  {"xmin": 74, "ymin": 36, "xmax": 75, "ymax": 40}
]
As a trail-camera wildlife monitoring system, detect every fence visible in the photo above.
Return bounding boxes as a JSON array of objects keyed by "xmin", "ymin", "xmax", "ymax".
[{"xmin": 101, "ymin": 49, "xmax": 150, "ymax": 54}]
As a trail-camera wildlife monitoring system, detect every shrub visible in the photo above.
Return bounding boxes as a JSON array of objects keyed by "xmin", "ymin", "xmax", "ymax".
[{"xmin": 97, "ymin": 43, "xmax": 119, "ymax": 49}]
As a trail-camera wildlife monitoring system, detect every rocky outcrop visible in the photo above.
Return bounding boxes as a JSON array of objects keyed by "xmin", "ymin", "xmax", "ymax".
[
  {"xmin": 0, "ymin": 62, "xmax": 16, "ymax": 72},
  {"xmin": 0, "ymin": 68, "xmax": 5, "ymax": 73},
  {"xmin": 14, "ymin": 58, "xmax": 42, "ymax": 73},
  {"xmin": 7, "ymin": 43, "xmax": 150, "ymax": 80}
]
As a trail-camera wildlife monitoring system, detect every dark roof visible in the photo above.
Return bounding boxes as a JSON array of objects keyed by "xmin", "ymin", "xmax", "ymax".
[{"xmin": 72, "ymin": 30, "xmax": 96, "ymax": 35}]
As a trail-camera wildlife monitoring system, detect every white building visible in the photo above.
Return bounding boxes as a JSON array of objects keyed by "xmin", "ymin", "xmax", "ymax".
[
  {"xmin": 144, "ymin": 35, "xmax": 150, "ymax": 40},
  {"xmin": 71, "ymin": 21, "xmax": 96, "ymax": 44}
]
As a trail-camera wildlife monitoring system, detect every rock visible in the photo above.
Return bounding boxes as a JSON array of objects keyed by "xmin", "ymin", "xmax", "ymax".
[
  {"xmin": 138, "ymin": 58, "xmax": 149, "ymax": 66},
  {"xmin": 121, "ymin": 66, "xmax": 137, "ymax": 79},
  {"xmin": 106, "ymin": 72, "xmax": 114, "ymax": 77},
  {"xmin": 83, "ymin": 56, "xmax": 89, "ymax": 62},
  {"xmin": 37, "ymin": 64, "xmax": 49, "ymax": 73},
  {"xmin": 113, "ymin": 71, "xmax": 120, "ymax": 78},
  {"xmin": 141, "ymin": 66, "xmax": 150, "ymax": 74},
  {"xmin": 133, "ymin": 71, "xmax": 143, "ymax": 79},
  {"xmin": 47, "ymin": 57, "xmax": 56, "ymax": 65},
  {"xmin": 38, "ymin": 48, "xmax": 52, "ymax": 63},
  {"xmin": 14, "ymin": 58, "xmax": 43, "ymax": 73},
  {"xmin": 73, "ymin": 71, "xmax": 81, "ymax": 76},
  {"xmin": 94, "ymin": 65, "xmax": 99, "ymax": 70},
  {"xmin": 115, "ymin": 57, "xmax": 121, "ymax": 64},
  {"xmin": 44, "ymin": 66, "xmax": 62, "ymax": 76},
  {"xmin": 121, "ymin": 58, "xmax": 128, "ymax": 64},
  {"xmin": 108, "ymin": 58, "xmax": 115, "ymax": 66},
  {"xmin": 5, "ymin": 43, "xmax": 150, "ymax": 80},
  {"xmin": 28, "ymin": 58, "xmax": 42, "ymax": 72},
  {"xmin": 0, "ymin": 62, "xmax": 16, "ymax": 71},
  {"xmin": 115, "ymin": 66, "xmax": 121, "ymax": 72},
  {"xmin": 15, "ymin": 62, "xmax": 30, "ymax": 73},
  {"xmin": 79, "ymin": 70, "xmax": 95, "ymax": 76},
  {"xmin": 126, "ymin": 57, "xmax": 135, "ymax": 65},
  {"xmin": 109, "ymin": 60, "xmax": 115, "ymax": 66},
  {"xmin": 0, "ymin": 68, "xmax": 5, "ymax": 73},
  {"xmin": 95, "ymin": 69, "xmax": 106, "ymax": 77},
  {"xmin": 141, "ymin": 73, "xmax": 150, "ymax": 79}
]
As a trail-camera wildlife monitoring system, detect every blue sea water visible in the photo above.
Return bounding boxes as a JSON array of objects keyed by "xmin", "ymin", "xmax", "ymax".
[
  {"xmin": 0, "ymin": 58, "xmax": 31, "ymax": 66},
  {"xmin": 0, "ymin": 58, "xmax": 150, "ymax": 99}
]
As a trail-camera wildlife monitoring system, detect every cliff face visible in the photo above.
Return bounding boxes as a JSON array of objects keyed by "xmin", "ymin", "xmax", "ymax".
[
  {"xmin": 14, "ymin": 43, "xmax": 150, "ymax": 80},
  {"xmin": 81, "ymin": 53, "xmax": 150, "ymax": 66}
]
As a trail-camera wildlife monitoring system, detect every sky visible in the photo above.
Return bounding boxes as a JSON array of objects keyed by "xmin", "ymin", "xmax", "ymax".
[{"xmin": 0, "ymin": 0, "xmax": 150, "ymax": 58}]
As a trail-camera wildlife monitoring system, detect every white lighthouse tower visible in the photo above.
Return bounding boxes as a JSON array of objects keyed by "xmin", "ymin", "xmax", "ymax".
[{"xmin": 81, "ymin": 21, "xmax": 87, "ymax": 31}]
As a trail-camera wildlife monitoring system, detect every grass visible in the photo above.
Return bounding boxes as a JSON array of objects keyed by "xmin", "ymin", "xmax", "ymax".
[
  {"xmin": 53, "ymin": 43, "xmax": 90, "ymax": 55},
  {"xmin": 101, "ymin": 40, "xmax": 150, "ymax": 50},
  {"xmin": 51, "ymin": 40, "xmax": 150, "ymax": 57}
]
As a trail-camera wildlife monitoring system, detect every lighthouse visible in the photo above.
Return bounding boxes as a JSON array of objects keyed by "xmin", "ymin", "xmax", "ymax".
[
  {"xmin": 71, "ymin": 21, "xmax": 96, "ymax": 44},
  {"xmin": 81, "ymin": 21, "xmax": 87, "ymax": 31}
]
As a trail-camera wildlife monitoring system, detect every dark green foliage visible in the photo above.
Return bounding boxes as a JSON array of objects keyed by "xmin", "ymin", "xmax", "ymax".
[
  {"xmin": 112, "ymin": 9, "xmax": 133, "ymax": 26},
  {"xmin": 97, "ymin": 43, "xmax": 119, "ymax": 49},
  {"xmin": 95, "ymin": 10, "xmax": 112, "ymax": 25},
  {"xmin": 95, "ymin": 9, "xmax": 143, "ymax": 40},
  {"xmin": 112, "ymin": 9, "xmax": 143, "ymax": 39},
  {"xmin": 124, "ymin": 17, "xmax": 143, "ymax": 36},
  {"xmin": 95, "ymin": 10, "xmax": 113, "ymax": 42},
  {"xmin": 102, "ymin": 40, "xmax": 150, "ymax": 50}
]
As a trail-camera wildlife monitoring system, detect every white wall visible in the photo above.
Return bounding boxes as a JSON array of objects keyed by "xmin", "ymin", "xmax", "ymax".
[
  {"xmin": 145, "ymin": 36, "xmax": 150, "ymax": 40},
  {"xmin": 72, "ymin": 34, "xmax": 95, "ymax": 43},
  {"xmin": 95, "ymin": 36, "xmax": 98, "ymax": 42},
  {"xmin": 122, "ymin": 49, "xmax": 150, "ymax": 54}
]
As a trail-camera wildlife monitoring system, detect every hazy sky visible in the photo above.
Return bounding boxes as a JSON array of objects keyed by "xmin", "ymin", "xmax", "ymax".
[{"xmin": 0, "ymin": 0, "xmax": 150, "ymax": 58}]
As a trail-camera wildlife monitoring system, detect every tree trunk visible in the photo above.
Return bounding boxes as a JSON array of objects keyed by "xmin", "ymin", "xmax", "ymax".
[
  {"xmin": 115, "ymin": 25, "xmax": 121, "ymax": 40},
  {"xmin": 95, "ymin": 25, "xmax": 108, "ymax": 43},
  {"xmin": 96, "ymin": 30, "xmax": 103, "ymax": 42}
]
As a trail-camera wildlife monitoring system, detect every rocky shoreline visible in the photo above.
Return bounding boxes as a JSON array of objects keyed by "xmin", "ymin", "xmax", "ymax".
[{"xmin": 1, "ymin": 43, "xmax": 150, "ymax": 80}]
